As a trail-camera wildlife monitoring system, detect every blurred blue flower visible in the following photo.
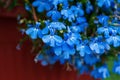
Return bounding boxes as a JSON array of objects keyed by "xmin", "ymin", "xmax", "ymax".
[
  {"xmin": 42, "ymin": 33, "xmax": 63, "ymax": 47},
  {"xmin": 118, "ymin": 0, "xmax": 120, "ymax": 3},
  {"xmin": 49, "ymin": 0, "xmax": 68, "ymax": 8},
  {"xmin": 89, "ymin": 37, "xmax": 105, "ymax": 54},
  {"xmin": 97, "ymin": 15, "xmax": 109, "ymax": 25},
  {"xmin": 84, "ymin": 54, "xmax": 100, "ymax": 66},
  {"xmin": 26, "ymin": 22, "xmax": 43, "ymax": 39},
  {"xmin": 32, "ymin": 0, "xmax": 51, "ymax": 12},
  {"xmin": 98, "ymin": 65, "xmax": 110, "ymax": 78},
  {"xmin": 79, "ymin": 65, "xmax": 89, "ymax": 74},
  {"xmin": 25, "ymin": 4, "xmax": 31, "ymax": 11},
  {"xmin": 61, "ymin": 9, "xmax": 75, "ymax": 22},
  {"xmin": 47, "ymin": 10, "xmax": 61, "ymax": 21},
  {"xmin": 61, "ymin": 4, "xmax": 84, "ymax": 22},
  {"xmin": 76, "ymin": 40, "xmax": 92, "ymax": 57},
  {"xmin": 91, "ymin": 65, "xmax": 110, "ymax": 79},
  {"xmin": 64, "ymin": 27, "xmax": 80, "ymax": 46},
  {"xmin": 106, "ymin": 35, "xmax": 120, "ymax": 47},
  {"xmin": 48, "ymin": 22, "xmax": 66, "ymax": 30},
  {"xmin": 86, "ymin": 1, "xmax": 93, "ymax": 14},
  {"xmin": 53, "ymin": 42, "xmax": 75, "ymax": 59},
  {"xmin": 91, "ymin": 68, "xmax": 101, "ymax": 79},
  {"xmin": 97, "ymin": 0, "xmax": 114, "ymax": 8},
  {"xmin": 41, "ymin": 60, "xmax": 48, "ymax": 66},
  {"xmin": 76, "ymin": 17, "xmax": 86, "ymax": 24},
  {"xmin": 97, "ymin": 26, "xmax": 113, "ymax": 38},
  {"xmin": 113, "ymin": 56, "xmax": 120, "ymax": 75}
]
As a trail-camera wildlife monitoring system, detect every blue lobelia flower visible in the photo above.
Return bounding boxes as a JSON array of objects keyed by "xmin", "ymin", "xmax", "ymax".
[
  {"xmin": 97, "ymin": 0, "xmax": 114, "ymax": 8},
  {"xmin": 118, "ymin": 0, "xmax": 120, "ymax": 3},
  {"xmin": 89, "ymin": 37, "xmax": 104, "ymax": 54},
  {"xmin": 70, "ymin": 23, "xmax": 88, "ymax": 33},
  {"xmin": 76, "ymin": 40, "xmax": 92, "ymax": 57},
  {"xmin": 84, "ymin": 54, "xmax": 100, "ymax": 66},
  {"xmin": 53, "ymin": 41, "xmax": 76, "ymax": 59},
  {"xmin": 79, "ymin": 65, "xmax": 89, "ymax": 74},
  {"xmin": 47, "ymin": 9, "xmax": 61, "ymax": 21},
  {"xmin": 70, "ymin": 4, "xmax": 84, "ymax": 17},
  {"xmin": 91, "ymin": 65, "xmax": 110, "ymax": 79},
  {"xmin": 113, "ymin": 61, "xmax": 120, "ymax": 75},
  {"xmin": 42, "ymin": 32, "xmax": 63, "ymax": 47},
  {"xmin": 76, "ymin": 17, "xmax": 86, "ymax": 24},
  {"xmin": 42, "ymin": 22, "xmax": 66, "ymax": 47},
  {"xmin": 26, "ymin": 22, "xmax": 43, "ymax": 39},
  {"xmin": 91, "ymin": 68, "xmax": 102, "ymax": 79},
  {"xmin": 48, "ymin": 22, "xmax": 66, "ymax": 30},
  {"xmin": 98, "ymin": 65, "xmax": 110, "ymax": 79},
  {"xmin": 75, "ymin": 58, "xmax": 82, "ymax": 69},
  {"xmin": 49, "ymin": 0, "xmax": 68, "ymax": 8},
  {"xmin": 106, "ymin": 35, "xmax": 120, "ymax": 47},
  {"xmin": 64, "ymin": 27, "xmax": 80, "ymax": 46},
  {"xmin": 61, "ymin": 3, "xmax": 84, "ymax": 22},
  {"xmin": 85, "ymin": 1, "xmax": 93, "ymax": 14},
  {"xmin": 89, "ymin": 36, "xmax": 110, "ymax": 54},
  {"xmin": 62, "ymin": 42, "xmax": 75, "ymax": 59},
  {"xmin": 41, "ymin": 60, "xmax": 48, "ymax": 66},
  {"xmin": 25, "ymin": 3, "xmax": 31, "ymax": 11},
  {"xmin": 32, "ymin": 0, "xmax": 51, "ymax": 12},
  {"xmin": 61, "ymin": 9, "xmax": 75, "ymax": 22},
  {"xmin": 97, "ymin": 26, "xmax": 113, "ymax": 38},
  {"xmin": 97, "ymin": 15, "xmax": 109, "ymax": 25},
  {"xmin": 42, "ymin": 21, "xmax": 66, "ymax": 35}
]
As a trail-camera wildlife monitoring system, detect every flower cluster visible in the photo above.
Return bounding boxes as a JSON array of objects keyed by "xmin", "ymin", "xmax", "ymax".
[{"xmin": 19, "ymin": 0, "xmax": 120, "ymax": 79}]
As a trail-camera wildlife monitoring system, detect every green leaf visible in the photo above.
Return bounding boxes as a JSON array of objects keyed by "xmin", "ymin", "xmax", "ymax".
[{"xmin": 105, "ymin": 57, "xmax": 120, "ymax": 80}]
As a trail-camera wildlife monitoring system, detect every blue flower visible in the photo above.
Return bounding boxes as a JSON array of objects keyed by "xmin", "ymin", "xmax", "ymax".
[
  {"xmin": 91, "ymin": 65, "xmax": 110, "ymax": 79},
  {"xmin": 97, "ymin": 15, "xmax": 109, "ymax": 25},
  {"xmin": 61, "ymin": 9, "xmax": 75, "ymax": 22},
  {"xmin": 97, "ymin": 0, "xmax": 114, "ymax": 8},
  {"xmin": 42, "ymin": 34, "xmax": 63, "ymax": 47},
  {"xmin": 48, "ymin": 22, "xmax": 66, "ymax": 30},
  {"xmin": 76, "ymin": 17, "xmax": 86, "ymax": 24},
  {"xmin": 32, "ymin": 0, "xmax": 51, "ymax": 12},
  {"xmin": 79, "ymin": 65, "xmax": 89, "ymax": 74},
  {"xmin": 49, "ymin": 0, "xmax": 68, "ymax": 8},
  {"xmin": 61, "ymin": 4, "xmax": 84, "ymax": 22},
  {"xmin": 75, "ymin": 58, "xmax": 82, "ymax": 69},
  {"xmin": 89, "ymin": 36, "xmax": 110, "ymax": 54},
  {"xmin": 113, "ymin": 61, "xmax": 120, "ymax": 75},
  {"xmin": 62, "ymin": 43, "xmax": 75, "ymax": 59},
  {"xmin": 76, "ymin": 40, "xmax": 92, "ymax": 57},
  {"xmin": 53, "ymin": 42, "xmax": 75, "ymax": 59},
  {"xmin": 91, "ymin": 68, "xmax": 101, "ymax": 79},
  {"xmin": 41, "ymin": 60, "xmax": 48, "ymax": 66},
  {"xmin": 85, "ymin": 1, "xmax": 93, "ymax": 14},
  {"xmin": 106, "ymin": 35, "xmax": 120, "ymax": 47},
  {"xmin": 70, "ymin": 4, "xmax": 84, "ymax": 17},
  {"xmin": 118, "ymin": 0, "xmax": 120, "ymax": 3},
  {"xmin": 26, "ymin": 22, "xmax": 42, "ymax": 39},
  {"xmin": 98, "ymin": 65, "xmax": 110, "ymax": 78},
  {"xmin": 25, "ymin": 4, "xmax": 31, "ymax": 11},
  {"xmin": 97, "ymin": 26, "xmax": 113, "ymax": 38},
  {"xmin": 70, "ymin": 22, "xmax": 88, "ymax": 33},
  {"xmin": 47, "ymin": 10, "xmax": 61, "ymax": 21},
  {"xmin": 84, "ymin": 54, "xmax": 100, "ymax": 66},
  {"xmin": 89, "ymin": 37, "xmax": 105, "ymax": 54},
  {"xmin": 64, "ymin": 27, "xmax": 80, "ymax": 46}
]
